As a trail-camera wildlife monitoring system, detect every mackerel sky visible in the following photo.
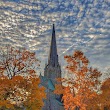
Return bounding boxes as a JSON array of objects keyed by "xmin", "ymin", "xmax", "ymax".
[{"xmin": 0, "ymin": 0, "xmax": 110, "ymax": 74}]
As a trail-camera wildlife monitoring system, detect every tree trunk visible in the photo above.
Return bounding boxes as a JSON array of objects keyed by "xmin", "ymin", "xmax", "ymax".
[
  {"xmin": 104, "ymin": 107, "xmax": 108, "ymax": 110},
  {"xmin": 75, "ymin": 106, "xmax": 80, "ymax": 110}
]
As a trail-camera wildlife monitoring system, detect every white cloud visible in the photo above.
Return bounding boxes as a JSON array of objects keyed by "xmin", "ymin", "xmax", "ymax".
[{"xmin": 0, "ymin": 0, "xmax": 110, "ymax": 72}]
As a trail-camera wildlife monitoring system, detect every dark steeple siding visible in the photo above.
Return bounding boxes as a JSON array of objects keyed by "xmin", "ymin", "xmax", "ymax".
[
  {"xmin": 48, "ymin": 24, "xmax": 58, "ymax": 67},
  {"xmin": 44, "ymin": 24, "xmax": 61, "ymax": 79}
]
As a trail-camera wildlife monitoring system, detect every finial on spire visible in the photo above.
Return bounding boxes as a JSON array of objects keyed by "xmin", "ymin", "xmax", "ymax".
[{"xmin": 52, "ymin": 24, "xmax": 55, "ymax": 30}]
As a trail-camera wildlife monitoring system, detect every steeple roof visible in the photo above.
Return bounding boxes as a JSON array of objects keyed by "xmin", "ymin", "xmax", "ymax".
[{"xmin": 48, "ymin": 24, "xmax": 58, "ymax": 67}]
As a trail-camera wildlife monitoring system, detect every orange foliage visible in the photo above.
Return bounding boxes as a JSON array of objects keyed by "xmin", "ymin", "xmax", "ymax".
[
  {"xmin": 0, "ymin": 75, "xmax": 45, "ymax": 110},
  {"xmin": 87, "ymin": 78, "xmax": 110, "ymax": 110},
  {"xmin": 0, "ymin": 47, "xmax": 45, "ymax": 110},
  {"xmin": 0, "ymin": 47, "xmax": 39, "ymax": 79},
  {"xmin": 55, "ymin": 50, "xmax": 102, "ymax": 110},
  {"xmin": 98, "ymin": 78, "xmax": 110, "ymax": 110}
]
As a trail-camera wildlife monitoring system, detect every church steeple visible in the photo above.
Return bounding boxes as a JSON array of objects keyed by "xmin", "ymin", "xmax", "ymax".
[
  {"xmin": 48, "ymin": 24, "xmax": 58, "ymax": 67},
  {"xmin": 42, "ymin": 24, "xmax": 63, "ymax": 110}
]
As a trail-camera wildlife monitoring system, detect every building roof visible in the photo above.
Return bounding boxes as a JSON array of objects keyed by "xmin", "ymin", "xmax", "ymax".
[{"xmin": 47, "ymin": 79, "xmax": 55, "ymax": 91}]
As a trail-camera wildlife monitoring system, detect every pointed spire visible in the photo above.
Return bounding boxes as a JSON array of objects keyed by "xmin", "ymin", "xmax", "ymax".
[{"xmin": 48, "ymin": 24, "xmax": 58, "ymax": 67}]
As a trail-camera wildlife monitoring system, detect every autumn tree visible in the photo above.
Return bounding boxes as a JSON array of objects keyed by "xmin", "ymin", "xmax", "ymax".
[
  {"xmin": 0, "ymin": 47, "xmax": 45, "ymax": 110},
  {"xmin": 103, "ymin": 68, "xmax": 110, "ymax": 80},
  {"xmin": 55, "ymin": 50, "xmax": 102, "ymax": 110},
  {"xmin": 97, "ymin": 78, "xmax": 110, "ymax": 110},
  {"xmin": 0, "ymin": 47, "xmax": 40, "ymax": 79}
]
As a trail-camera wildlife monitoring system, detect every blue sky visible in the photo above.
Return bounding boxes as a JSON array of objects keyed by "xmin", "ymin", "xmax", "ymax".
[{"xmin": 0, "ymin": 0, "xmax": 110, "ymax": 75}]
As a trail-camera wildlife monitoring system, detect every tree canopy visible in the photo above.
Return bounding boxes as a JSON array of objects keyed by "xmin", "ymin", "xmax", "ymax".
[
  {"xmin": 55, "ymin": 50, "xmax": 104, "ymax": 110},
  {"xmin": 0, "ymin": 47, "xmax": 45, "ymax": 110}
]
